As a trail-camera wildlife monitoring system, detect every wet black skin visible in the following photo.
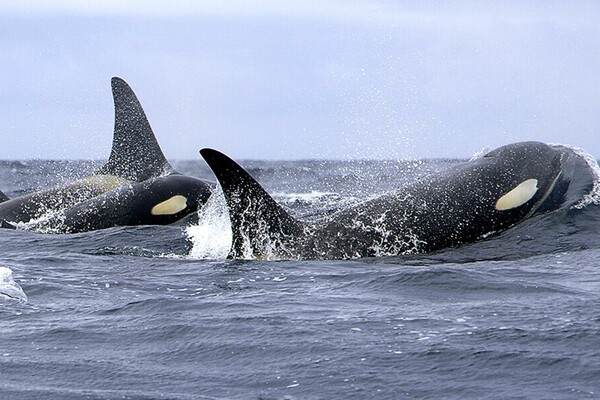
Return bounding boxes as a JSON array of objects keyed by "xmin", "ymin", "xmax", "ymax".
[
  {"xmin": 201, "ymin": 142, "xmax": 593, "ymax": 260},
  {"xmin": 37, "ymin": 175, "xmax": 213, "ymax": 233},
  {"xmin": 309, "ymin": 142, "xmax": 568, "ymax": 258}
]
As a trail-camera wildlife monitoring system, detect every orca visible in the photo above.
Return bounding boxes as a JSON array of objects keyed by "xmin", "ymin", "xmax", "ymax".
[
  {"xmin": 0, "ymin": 77, "xmax": 212, "ymax": 232},
  {"xmin": 32, "ymin": 174, "xmax": 212, "ymax": 233},
  {"xmin": 200, "ymin": 142, "xmax": 594, "ymax": 260}
]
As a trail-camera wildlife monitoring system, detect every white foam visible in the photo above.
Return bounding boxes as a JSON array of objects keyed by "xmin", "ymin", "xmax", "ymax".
[
  {"xmin": 0, "ymin": 266, "xmax": 27, "ymax": 302},
  {"xmin": 185, "ymin": 186, "xmax": 232, "ymax": 259},
  {"xmin": 16, "ymin": 209, "xmax": 66, "ymax": 233}
]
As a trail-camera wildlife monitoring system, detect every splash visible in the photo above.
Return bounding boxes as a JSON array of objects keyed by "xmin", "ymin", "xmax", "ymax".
[
  {"xmin": 236, "ymin": 217, "xmax": 302, "ymax": 261},
  {"xmin": 16, "ymin": 209, "xmax": 67, "ymax": 233},
  {"xmin": 0, "ymin": 266, "xmax": 27, "ymax": 302},
  {"xmin": 352, "ymin": 196, "xmax": 427, "ymax": 258},
  {"xmin": 185, "ymin": 186, "xmax": 429, "ymax": 261},
  {"xmin": 185, "ymin": 186, "xmax": 232, "ymax": 259},
  {"xmin": 469, "ymin": 146, "xmax": 491, "ymax": 161}
]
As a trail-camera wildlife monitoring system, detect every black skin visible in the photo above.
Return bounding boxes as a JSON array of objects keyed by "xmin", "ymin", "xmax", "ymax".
[
  {"xmin": 202, "ymin": 142, "xmax": 590, "ymax": 260},
  {"xmin": 33, "ymin": 175, "xmax": 212, "ymax": 233},
  {"xmin": 0, "ymin": 177, "xmax": 128, "ymax": 223},
  {"xmin": 308, "ymin": 142, "xmax": 566, "ymax": 258},
  {"xmin": 0, "ymin": 219, "xmax": 15, "ymax": 229}
]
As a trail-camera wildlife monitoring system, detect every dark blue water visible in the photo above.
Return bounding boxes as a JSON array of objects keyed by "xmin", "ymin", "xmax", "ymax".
[{"xmin": 2, "ymin": 157, "xmax": 600, "ymax": 399}]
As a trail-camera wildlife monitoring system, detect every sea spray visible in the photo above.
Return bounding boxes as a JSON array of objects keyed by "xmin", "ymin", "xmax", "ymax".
[
  {"xmin": 186, "ymin": 186, "xmax": 232, "ymax": 259},
  {"xmin": 469, "ymin": 146, "xmax": 491, "ymax": 161},
  {"xmin": 0, "ymin": 266, "xmax": 27, "ymax": 302}
]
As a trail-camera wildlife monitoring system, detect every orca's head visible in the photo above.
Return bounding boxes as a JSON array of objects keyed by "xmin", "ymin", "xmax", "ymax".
[
  {"xmin": 141, "ymin": 175, "xmax": 213, "ymax": 225},
  {"xmin": 475, "ymin": 141, "xmax": 566, "ymax": 217}
]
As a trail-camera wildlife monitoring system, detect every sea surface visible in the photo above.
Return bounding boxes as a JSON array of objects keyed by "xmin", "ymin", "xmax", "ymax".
[{"xmin": 1, "ymin": 157, "xmax": 600, "ymax": 400}]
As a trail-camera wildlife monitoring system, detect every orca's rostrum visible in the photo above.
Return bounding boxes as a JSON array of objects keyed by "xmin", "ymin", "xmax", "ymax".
[
  {"xmin": 200, "ymin": 142, "xmax": 595, "ymax": 260},
  {"xmin": 0, "ymin": 78, "xmax": 212, "ymax": 233}
]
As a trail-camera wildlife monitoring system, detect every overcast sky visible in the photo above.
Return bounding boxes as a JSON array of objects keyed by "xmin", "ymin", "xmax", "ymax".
[{"xmin": 1, "ymin": 1, "xmax": 599, "ymax": 160}]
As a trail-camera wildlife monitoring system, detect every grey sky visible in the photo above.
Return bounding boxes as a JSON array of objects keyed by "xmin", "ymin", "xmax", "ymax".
[{"xmin": 1, "ymin": 1, "xmax": 599, "ymax": 160}]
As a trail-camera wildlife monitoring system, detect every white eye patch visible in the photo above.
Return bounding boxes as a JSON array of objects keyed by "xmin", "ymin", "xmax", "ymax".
[
  {"xmin": 151, "ymin": 195, "xmax": 188, "ymax": 215},
  {"xmin": 495, "ymin": 179, "xmax": 539, "ymax": 211}
]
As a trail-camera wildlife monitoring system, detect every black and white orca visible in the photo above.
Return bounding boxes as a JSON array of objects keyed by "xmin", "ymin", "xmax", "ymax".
[
  {"xmin": 0, "ymin": 77, "xmax": 212, "ymax": 233},
  {"xmin": 200, "ymin": 142, "xmax": 595, "ymax": 259}
]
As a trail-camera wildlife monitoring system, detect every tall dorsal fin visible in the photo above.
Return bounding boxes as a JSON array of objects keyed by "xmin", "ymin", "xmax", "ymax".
[
  {"xmin": 98, "ymin": 77, "xmax": 175, "ymax": 181},
  {"xmin": 0, "ymin": 189, "xmax": 8, "ymax": 203},
  {"xmin": 200, "ymin": 148, "xmax": 304, "ymax": 259}
]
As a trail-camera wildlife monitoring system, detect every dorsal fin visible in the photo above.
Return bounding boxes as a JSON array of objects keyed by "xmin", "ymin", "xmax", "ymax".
[
  {"xmin": 200, "ymin": 148, "xmax": 304, "ymax": 259},
  {"xmin": 0, "ymin": 189, "xmax": 8, "ymax": 203},
  {"xmin": 98, "ymin": 77, "xmax": 175, "ymax": 181}
]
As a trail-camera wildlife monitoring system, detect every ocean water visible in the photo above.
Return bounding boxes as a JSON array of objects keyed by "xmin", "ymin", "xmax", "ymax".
[{"xmin": 1, "ymin": 158, "xmax": 600, "ymax": 400}]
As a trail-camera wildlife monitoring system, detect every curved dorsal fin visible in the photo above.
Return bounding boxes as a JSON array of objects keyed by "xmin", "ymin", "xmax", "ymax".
[
  {"xmin": 98, "ymin": 77, "xmax": 175, "ymax": 181},
  {"xmin": 200, "ymin": 148, "xmax": 304, "ymax": 259},
  {"xmin": 0, "ymin": 189, "xmax": 8, "ymax": 203}
]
